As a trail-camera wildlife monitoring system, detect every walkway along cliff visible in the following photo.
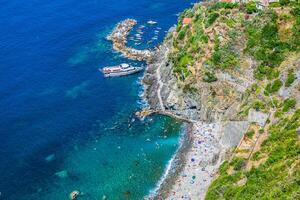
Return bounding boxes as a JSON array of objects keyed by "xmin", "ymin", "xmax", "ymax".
[{"xmin": 107, "ymin": 2, "xmax": 300, "ymax": 198}]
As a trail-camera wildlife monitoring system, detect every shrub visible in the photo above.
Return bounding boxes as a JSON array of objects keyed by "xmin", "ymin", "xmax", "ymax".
[
  {"xmin": 264, "ymin": 79, "xmax": 283, "ymax": 95},
  {"xmin": 282, "ymin": 98, "xmax": 296, "ymax": 112},
  {"xmin": 203, "ymin": 71, "xmax": 218, "ymax": 82},
  {"xmin": 274, "ymin": 110, "xmax": 284, "ymax": 118},
  {"xmin": 251, "ymin": 83, "xmax": 260, "ymax": 93},
  {"xmin": 231, "ymin": 157, "xmax": 246, "ymax": 171},
  {"xmin": 246, "ymin": 129, "xmax": 255, "ymax": 139},
  {"xmin": 266, "ymin": 69, "xmax": 280, "ymax": 80},
  {"xmin": 214, "ymin": 34, "xmax": 220, "ymax": 51},
  {"xmin": 191, "ymin": 28, "xmax": 209, "ymax": 45},
  {"xmin": 245, "ymin": 2, "xmax": 258, "ymax": 14},
  {"xmin": 285, "ymin": 69, "xmax": 296, "ymax": 87},
  {"xmin": 201, "ymin": 35, "xmax": 209, "ymax": 43},
  {"xmin": 219, "ymin": 161, "xmax": 230, "ymax": 175},
  {"xmin": 177, "ymin": 26, "xmax": 188, "ymax": 40},
  {"xmin": 181, "ymin": 8, "xmax": 194, "ymax": 19},
  {"xmin": 226, "ymin": 18, "xmax": 236, "ymax": 28},
  {"xmin": 245, "ymin": 11, "xmax": 287, "ymax": 67},
  {"xmin": 176, "ymin": 23, "xmax": 182, "ymax": 32},
  {"xmin": 252, "ymin": 100, "xmax": 266, "ymax": 111},
  {"xmin": 254, "ymin": 65, "xmax": 267, "ymax": 80},
  {"xmin": 210, "ymin": 2, "xmax": 238, "ymax": 11},
  {"xmin": 251, "ymin": 151, "xmax": 261, "ymax": 161},
  {"xmin": 172, "ymin": 52, "xmax": 193, "ymax": 80},
  {"xmin": 211, "ymin": 50, "xmax": 221, "ymax": 64},
  {"xmin": 279, "ymin": 0, "xmax": 290, "ymax": 6},
  {"xmin": 254, "ymin": 65, "xmax": 279, "ymax": 80},
  {"xmin": 206, "ymin": 12, "xmax": 220, "ymax": 27},
  {"xmin": 178, "ymin": 54, "xmax": 192, "ymax": 68},
  {"xmin": 269, "ymin": 2, "xmax": 281, "ymax": 7},
  {"xmin": 211, "ymin": 44, "xmax": 239, "ymax": 69},
  {"xmin": 259, "ymin": 128, "xmax": 264, "ymax": 134},
  {"xmin": 290, "ymin": 5, "xmax": 300, "ymax": 16}
]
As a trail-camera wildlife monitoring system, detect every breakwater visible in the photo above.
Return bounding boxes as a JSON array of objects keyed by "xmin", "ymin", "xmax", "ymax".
[{"xmin": 107, "ymin": 19, "xmax": 154, "ymax": 62}]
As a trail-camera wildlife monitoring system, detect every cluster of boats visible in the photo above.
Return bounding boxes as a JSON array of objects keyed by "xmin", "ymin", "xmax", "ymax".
[{"xmin": 128, "ymin": 21, "xmax": 161, "ymax": 46}]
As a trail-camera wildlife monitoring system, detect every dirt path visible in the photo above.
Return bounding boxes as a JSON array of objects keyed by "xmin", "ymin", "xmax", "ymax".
[{"xmin": 156, "ymin": 47, "xmax": 171, "ymax": 111}]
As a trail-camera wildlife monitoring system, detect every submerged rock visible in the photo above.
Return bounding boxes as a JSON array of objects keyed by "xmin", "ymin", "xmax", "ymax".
[
  {"xmin": 55, "ymin": 170, "xmax": 69, "ymax": 179},
  {"xmin": 102, "ymin": 195, "xmax": 108, "ymax": 200},
  {"xmin": 44, "ymin": 154, "xmax": 55, "ymax": 162}
]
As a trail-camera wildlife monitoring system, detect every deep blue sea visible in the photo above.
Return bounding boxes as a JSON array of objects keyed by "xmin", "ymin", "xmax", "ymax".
[{"xmin": 0, "ymin": 0, "xmax": 195, "ymax": 199}]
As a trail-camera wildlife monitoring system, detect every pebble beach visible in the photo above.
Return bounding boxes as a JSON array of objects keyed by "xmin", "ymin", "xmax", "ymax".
[
  {"xmin": 164, "ymin": 122, "xmax": 222, "ymax": 199},
  {"xmin": 147, "ymin": 122, "xmax": 226, "ymax": 200}
]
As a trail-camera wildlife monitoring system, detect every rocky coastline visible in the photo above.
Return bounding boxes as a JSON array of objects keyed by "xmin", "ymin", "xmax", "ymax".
[
  {"xmin": 141, "ymin": 34, "xmax": 252, "ymax": 199},
  {"xmin": 107, "ymin": 17, "xmax": 269, "ymax": 200}
]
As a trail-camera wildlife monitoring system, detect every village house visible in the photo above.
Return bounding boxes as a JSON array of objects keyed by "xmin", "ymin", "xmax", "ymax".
[{"xmin": 182, "ymin": 17, "xmax": 192, "ymax": 25}]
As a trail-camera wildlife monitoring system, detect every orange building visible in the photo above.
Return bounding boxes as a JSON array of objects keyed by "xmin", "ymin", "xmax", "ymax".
[{"xmin": 182, "ymin": 17, "xmax": 192, "ymax": 25}]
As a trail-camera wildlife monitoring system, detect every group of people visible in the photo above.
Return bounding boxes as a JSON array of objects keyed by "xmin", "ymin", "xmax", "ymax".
[{"xmin": 167, "ymin": 122, "xmax": 221, "ymax": 199}]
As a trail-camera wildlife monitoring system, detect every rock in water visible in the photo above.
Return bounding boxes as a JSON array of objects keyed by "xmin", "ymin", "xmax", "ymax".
[
  {"xmin": 69, "ymin": 190, "xmax": 80, "ymax": 200},
  {"xmin": 55, "ymin": 170, "xmax": 69, "ymax": 179},
  {"xmin": 44, "ymin": 154, "xmax": 55, "ymax": 162}
]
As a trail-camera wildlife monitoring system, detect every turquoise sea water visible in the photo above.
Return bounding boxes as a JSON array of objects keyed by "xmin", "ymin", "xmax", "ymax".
[{"xmin": 0, "ymin": 0, "xmax": 195, "ymax": 199}]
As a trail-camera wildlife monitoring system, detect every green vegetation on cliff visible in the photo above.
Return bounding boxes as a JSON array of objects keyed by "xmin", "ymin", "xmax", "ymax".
[
  {"xmin": 206, "ymin": 109, "xmax": 300, "ymax": 200},
  {"xmin": 170, "ymin": 1, "xmax": 300, "ymax": 83},
  {"xmin": 167, "ymin": 1, "xmax": 300, "ymax": 199}
]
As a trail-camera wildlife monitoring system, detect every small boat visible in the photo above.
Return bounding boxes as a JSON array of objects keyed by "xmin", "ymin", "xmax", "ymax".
[
  {"xmin": 147, "ymin": 20, "xmax": 157, "ymax": 25},
  {"xmin": 100, "ymin": 63, "xmax": 143, "ymax": 77}
]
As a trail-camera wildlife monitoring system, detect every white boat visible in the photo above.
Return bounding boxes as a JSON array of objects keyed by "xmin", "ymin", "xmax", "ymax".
[
  {"xmin": 100, "ymin": 63, "xmax": 143, "ymax": 77},
  {"xmin": 147, "ymin": 20, "xmax": 157, "ymax": 25}
]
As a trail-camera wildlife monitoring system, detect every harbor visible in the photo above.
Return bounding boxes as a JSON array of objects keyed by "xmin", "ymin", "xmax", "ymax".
[{"xmin": 107, "ymin": 19, "xmax": 154, "ymax": 63}]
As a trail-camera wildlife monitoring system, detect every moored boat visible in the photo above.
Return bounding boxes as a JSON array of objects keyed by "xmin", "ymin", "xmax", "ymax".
[
  {"xmin": 100, "ymin": 63, "xmax": 143, "ymax": 77},
  {"xmin": 147, "ymin": 20, "xmax": 157, "ymax": 25}
]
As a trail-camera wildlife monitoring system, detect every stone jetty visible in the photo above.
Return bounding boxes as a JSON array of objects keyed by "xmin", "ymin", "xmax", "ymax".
[{"xmin": 107, "ymin": 19, "xmax": 154, "ymax": 62}]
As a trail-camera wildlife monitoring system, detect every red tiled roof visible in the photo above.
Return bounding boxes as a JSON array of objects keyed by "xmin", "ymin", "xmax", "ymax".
[
  {"xmin": 220, "ymin": 0, "xmax": 232, "ymax": 3},
  {"xmin": 183, "ymin": 18, "xmax": 192, "ymax": 25}
]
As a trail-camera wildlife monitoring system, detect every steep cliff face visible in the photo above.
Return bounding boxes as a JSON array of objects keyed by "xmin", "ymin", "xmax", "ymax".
[
  {"xmin": 143, "ymin": 1, "xmax": 300, "ymax": 123},
  {"xmin": 142, "ymin": 4, "xmax": 253, "ymax": 122},
  {"xmin": 143, "ymin": 1, "xmax": 300, "ymax": 199}
]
